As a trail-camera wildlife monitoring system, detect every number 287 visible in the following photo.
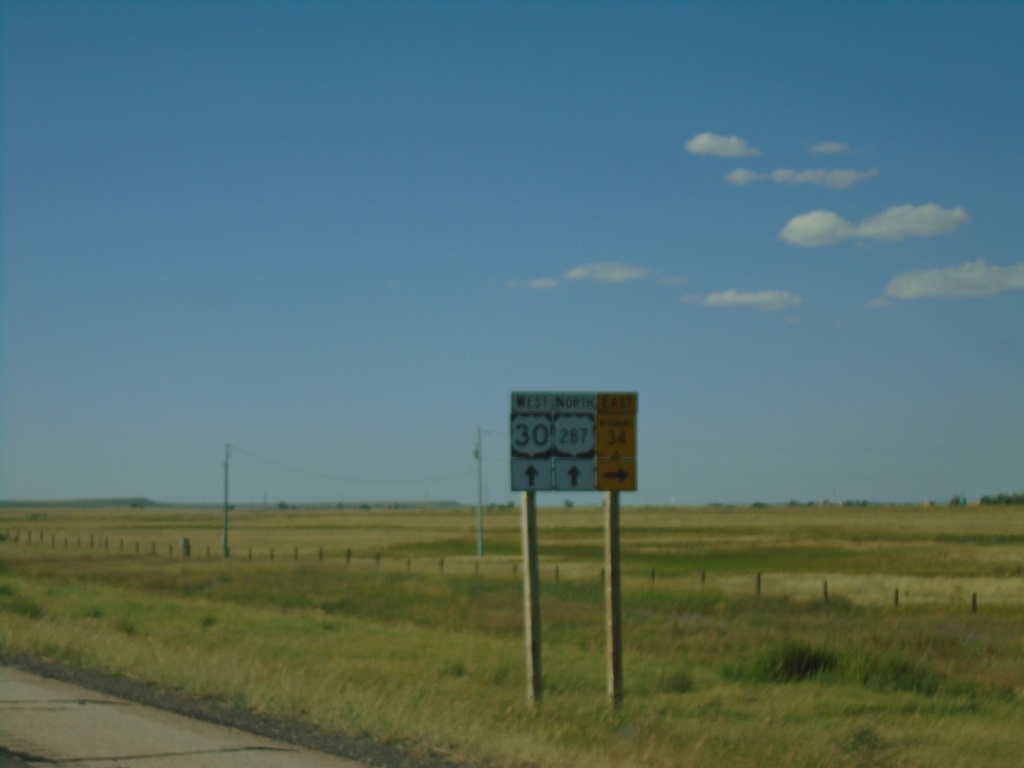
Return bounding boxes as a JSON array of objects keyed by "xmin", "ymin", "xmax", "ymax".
[{"xmin": 559, "ymin": 428, "xmax": 588, "ymax": 444}]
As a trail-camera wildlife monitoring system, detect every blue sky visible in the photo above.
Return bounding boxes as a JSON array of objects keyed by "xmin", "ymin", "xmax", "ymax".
[{"xmin": 2, "ymin": 1, "xmax": 1022, "ymax": 507}]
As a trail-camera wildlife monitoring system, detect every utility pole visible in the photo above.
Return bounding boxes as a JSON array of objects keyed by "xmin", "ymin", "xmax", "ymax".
[
  {"xmin": 475, "ymin": 427, "xmax": 484, "ymax": 558},
  {"xmin": 222, "ymin": 443, "xmax": 230, "ymax": 558}
]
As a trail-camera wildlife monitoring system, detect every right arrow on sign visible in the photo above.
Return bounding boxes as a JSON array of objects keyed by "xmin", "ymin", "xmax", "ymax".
[{"xmin": 595, "ymin": 458, "xmax": 636, "ymax": 491}]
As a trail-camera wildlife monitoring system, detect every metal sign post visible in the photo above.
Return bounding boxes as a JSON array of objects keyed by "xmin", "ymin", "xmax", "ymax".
[{"xmin": 521, "ymin": 490, "xmax": 543, "ymax": 705}]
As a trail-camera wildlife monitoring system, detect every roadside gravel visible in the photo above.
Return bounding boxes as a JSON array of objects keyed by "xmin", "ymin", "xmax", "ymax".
[{"xmin": 0, "ymin": 654, "xmax": 474, "ymax": 768}]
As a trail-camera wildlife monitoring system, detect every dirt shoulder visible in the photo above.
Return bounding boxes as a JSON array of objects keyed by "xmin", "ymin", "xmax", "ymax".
[{"xmin": 0, "ymin": 654, "xmax": 472, "ymax": 768}]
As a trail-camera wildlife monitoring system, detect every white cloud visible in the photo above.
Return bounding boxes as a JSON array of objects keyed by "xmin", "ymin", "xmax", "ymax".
[
  {"xmin": 702, "ymin": 289, "xmax": 803, "ymax": 311},
  {"xmin": 506, "ymin": 277, "xmax": 559, "ymax": 289},
  {"xmin": 780, "ymin": 203, "xmax": 969, "ymax": 246},
  {"xmin": 857, "ymin": 204, "xmax": 969, "ymax": 241},
  {"xmin": 883, "ymin": 260, "xmax": 1024, "ymax": 299},
  {"xmin": 685, "ymin": 132, "xmax": 760, "ymax": 157},
  {"xmin": 724, "ymin": 168, "xmax": 760, "ymax": 185},
  {"xmin": 808, "ymin": 141, "xmax": 849, "ymax": 154},
  {"xmin": 779, "ymin": 210, "xmax": 856, "ymax": 246},
  {"xmin": 509, "ymin": 263, "xmax": 651, "ymax": 289},
  {"xmin": 727, "ymin": 167, "xmax": 877, "ymax": 189},
  {"xmin": 528, "ymin": 278, "xmax": 559, "ymax": 289},
  {"xmin": 564, "ymin": 263, "xmax": 650, "ymax": 283}
]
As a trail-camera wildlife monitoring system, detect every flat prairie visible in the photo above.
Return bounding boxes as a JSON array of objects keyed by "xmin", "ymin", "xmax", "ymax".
[{"xmin": 2, "ymin": 503, "xmax": 1023, "ymax": 767}]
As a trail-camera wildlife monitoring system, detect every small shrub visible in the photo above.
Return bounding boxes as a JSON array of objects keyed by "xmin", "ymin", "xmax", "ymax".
[
  {"xmin": 0, "ymin": 585, "xmax": 42, "ymax": 618},
  {"xmin": 115, "ymin": 618, "xmax": 138, "ymax": 636},
  {"xmin": 845, "ymin": 651, "xmax": 948, "ymax": 696},
  {"xmin": 659, "ymin": 668, "xmax": 695, "ymax": 694},
  {"xmin": 725, "ymin": 642, "xmax": 838, "ymax": 683},
  {"xmin": 441, "ymin": 661, "xmax": 467, "ymax": 679},
  {"xmin": 0, "ymin": 595, "xmax": 44, "ymax": 619},
  {"xmin": 837, "ymin": 726, "xmax": 894, "ymax": 764},
  {"xmin": 484, "ymin": 659, "xmax": 515, "ymax": 685},
  {"xmin": 757, "ymin": 642, "xmax": 838, "ymax": 682}
]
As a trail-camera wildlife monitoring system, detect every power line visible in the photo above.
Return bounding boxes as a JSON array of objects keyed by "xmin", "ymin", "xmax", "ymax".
[{"xmin": 227, "ymin": 444, "xmax": 475, "ymax": 487}]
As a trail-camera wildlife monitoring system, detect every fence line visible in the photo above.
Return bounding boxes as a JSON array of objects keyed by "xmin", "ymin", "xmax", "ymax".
[{"xmin": 3, "ymin": 527, "xmax": 1020, "ymax": 609}]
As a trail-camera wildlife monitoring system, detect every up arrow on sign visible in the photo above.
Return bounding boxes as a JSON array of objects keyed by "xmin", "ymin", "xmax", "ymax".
[
  {"xmin": 553, "ymin": 459, "xmax": 594, "ymax": 491},
  {"xmin": 512, "ymin": 460, "xmax": 552, "ymax": 491}
]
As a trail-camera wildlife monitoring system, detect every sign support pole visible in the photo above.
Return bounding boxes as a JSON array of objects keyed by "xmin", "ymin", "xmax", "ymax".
[
  {"xmin": 604, "ymin": 490, "xmax": 623, "ymax": 708},
  {"xmin": 475, "ymin": 427, "xmax": 484, "ymax": 558},
  {"xmin": 521, "ymin": 490, "xmax": 543, "ymax": 706}
]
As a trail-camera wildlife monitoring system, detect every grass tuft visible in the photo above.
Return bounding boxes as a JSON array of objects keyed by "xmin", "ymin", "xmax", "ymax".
[
  {"xmin": 845, "ymin": 650, "xmax": 956, "ymax": 696},
  {"xmin": 114, "ymin": 618, "xmax": 138, "ymax": 636},
  {"xmin": 657, "ymin": 668, "xmax": 696, "ymax": 694},
  {"xmin": 1, "ymin": 596, "xmax": 44, "ymax": 619},
  {"xmin": 441, "ymin": 661, "xmax": 467, "ymax": 679},
  {"xmin": 723, "ymin": 640, "xmax": 981, "ymax": 700},
  {"xmin": 726, "ymin": 641, "xmax": 838, "ymax": 683},
  {"xmin": 836, "ymin": 725, "xmax": 896, "ymax": 766},
  {"xmin": 0, "ymin": 584, "xmax": 44, "ymax": 619}
]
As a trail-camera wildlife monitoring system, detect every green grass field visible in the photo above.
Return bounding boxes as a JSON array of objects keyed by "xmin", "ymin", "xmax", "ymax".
[{"xmin": 2, "ymin": 503, "xmax": 1023, "ymax": 767}]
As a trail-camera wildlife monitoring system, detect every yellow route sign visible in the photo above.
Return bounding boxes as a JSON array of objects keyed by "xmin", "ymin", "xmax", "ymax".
[
  {"xmin": 596, "ymin": 392, "xmax": 637, "ymax": 490},
  {"xmin": 595, "ymin": 415, "xmax": 636, "ymax": 458},
  {"xmin": 597, "ymin": 392, "xmax": 637, "ymax": 415},
  {"xmin": 596, "ymin": 458, "xmax": 636, "ymax": 491}
]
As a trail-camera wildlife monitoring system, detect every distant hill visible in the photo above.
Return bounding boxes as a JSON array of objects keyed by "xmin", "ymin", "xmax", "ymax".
[
  {"xmin": 0, "ymin": 498, "xmax": 468, "ymax": 510},
  {"xmin": 0, "ymin": 497, "xmax": 161, "ymax": 509}
]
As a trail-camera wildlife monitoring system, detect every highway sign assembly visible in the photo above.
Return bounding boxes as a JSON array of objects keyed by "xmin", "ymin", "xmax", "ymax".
[
  {"xmin": 510, "ymin": 392, "xmax": 635, "ymax": 492},
  {"xmin": 509, "ymin": 390, "xmax": 637, "ymax": 711}
]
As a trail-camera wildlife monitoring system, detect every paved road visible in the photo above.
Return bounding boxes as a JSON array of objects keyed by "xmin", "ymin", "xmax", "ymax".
[{"xmin": 0, "ymin": 667, "xmax": 365, "ymax": 768}]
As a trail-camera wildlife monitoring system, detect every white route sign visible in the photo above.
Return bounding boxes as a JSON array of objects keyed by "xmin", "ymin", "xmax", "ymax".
[
  {"xmin": 511, "ymin": 392, "xmax": 603, "ymax": 491},
  {"xmin": 553, "ymin": 458, "xmax": 595, "ymax": 491},
  {"xmin": 510, "ymin": 414, "xmax": 554, "ymax": 458},
  {"xmin": 511, "ymin": 392, "xmax": 554, "ymax": 413},
  {"xmin": 511, "ymin": 459, "xmax": 553, "ymax": 491},
  {"xmin": 553, "ymin": 413, "xmax": 595, "ymax": 457}
]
